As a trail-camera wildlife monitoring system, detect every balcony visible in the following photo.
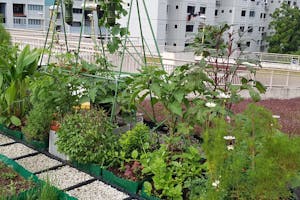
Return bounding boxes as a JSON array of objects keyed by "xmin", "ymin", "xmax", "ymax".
[
  {"xmin": 13, "ymin": 4, "xmax": 26, "ymax": 17},
  {"xmin": 13, "ymin": 17, "xmax": 26, "ymax": 28}
]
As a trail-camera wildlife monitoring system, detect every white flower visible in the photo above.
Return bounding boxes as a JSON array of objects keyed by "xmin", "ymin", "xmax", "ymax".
[
  {"xmin": 272, "ymin": 115, "xmax": 280, "ymax": 119},
  {"xmin": 205, "ymin": 102, "xmax": 216, "ymax": 108},
  {"xmin": 218, "ymin": 92, "xmax": 231, "ymax": 99},
  {"xmin": 212, "ymin": 180, "xmax": 220, "ymax": 187},
  {"xmin": 223, "ymin": 135, "xmax": 236, "ymax": 140},
  {"xmin": 227, "ymin": 145, "xmax": 234, "ymax": 150}
]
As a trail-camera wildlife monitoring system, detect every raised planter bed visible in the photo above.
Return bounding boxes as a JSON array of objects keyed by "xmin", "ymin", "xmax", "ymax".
[
  {"xmin": 71, "ymin": 161, "xmax": 102, "ymax": 177},
  {"xmin": 0, "ymin": 124, "xmax": 23, "ymax": 140},
  {"xmin": 0, "ymin": 154, "xmax": 76, "ymax": 200},
  {"xmin": 102, "ymin": 168, "xmax": 143, "ymax": 194},
  {"xmin": 140, "ymin": 183, "xmax": 160, "ymax": 200}
]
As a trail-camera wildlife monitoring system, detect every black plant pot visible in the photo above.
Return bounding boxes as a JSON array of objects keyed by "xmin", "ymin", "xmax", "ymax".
[{"xmin": 65, "ymin": 2, "xmax": 73, "ymax": 25}]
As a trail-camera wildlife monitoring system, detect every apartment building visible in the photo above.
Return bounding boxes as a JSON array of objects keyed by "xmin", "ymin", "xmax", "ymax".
[
  {"xmin": 0, "ymin": 0, "xmax": 298, "ymax": 53},
  {"xmin": 0, "ymin": 0, "xmax": 46, "ymax": 30}
]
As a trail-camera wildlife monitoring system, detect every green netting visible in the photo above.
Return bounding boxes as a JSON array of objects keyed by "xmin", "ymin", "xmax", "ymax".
[{"xmin": 102, "ymin": 169, "xmax": 143, "ymax": 194}]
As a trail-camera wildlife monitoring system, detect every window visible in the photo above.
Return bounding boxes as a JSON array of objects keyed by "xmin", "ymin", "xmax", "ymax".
[
  {"xmin": 199, "ymin": 7, "xmax": 206, "ymax": 14},
  {"xmin": 175, "ymin": 24, "xmax": 178, "ymax": 29},
  {"xmin": 13, "ymin": 18, "xmax": 26, "ymax": 24},
  {"xmin": 165, "ymin": 24, "xmax": 168, "ymax": 31},
  {"xmin": 221, "ymin": 10, "xmax": 224, "ymax": 13},
  {"xmin": 263, "ymin": 13, "xmax": 266, "ymax": 18},
  {"xmin": 186, "ymin": 25, "xmax": 194, "ymax": 32},
  {"xmin": 73, "ymin": 8, "xmax": 82, "ymax": 14},
  {"xmin": 251, "ymin": 0, "xmax": 255, "ymax": 1},
  {"xmin": 173, "ymin": 43, "xmax": 177, "ymax": 46},
  {"xmin": 246, "ymin": 41, "xmax": 251, "ymax": 47},
  {"xmin": 229, "ymin": 9, "xmax": 232, "ymax": 13},
  {"xmin": 187, "ymin": 6, "xmax": 195, "ymax": 14},
  {"xmin": 13, "ymin": 4, "xmax": 25, "ymax": 16},
  {"xmin": 176, "ymin": 5, "xmax": 179, "ymax": 9},
  {"xmin": 28, "ymin": 19, "xmax": 41, "ymax": 25},
  {"xmin": 248, "ymin": 26, "xmax": 253, "ymax": 32},
  {"xmin": 241, "ymin": 10, "xmax": 246, "ymax": 16},
  {"xmin": 240, "ymin": 26, "xmax": 245, "ymax": 32},
  {"xmin": 249, "ymin": 11, "xmax": 255, "ymax": 17},
  {"xmin": 28, "ymin": 4, "xmax": 43, "ymax": 11},
  {"xmin": 215, "ymin": 9, "xmax": 218, "ymax": 16}
]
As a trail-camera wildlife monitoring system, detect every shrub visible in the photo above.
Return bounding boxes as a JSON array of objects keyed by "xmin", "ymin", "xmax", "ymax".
[
  {"xmin": 202, "ymin": 104, "xmax": 300, "ymax": 199},
  {"xmin": 119, "ymin": 123, "xmax": 153, "ymax": 158},
  {"xmin": 22, "ymin": 104, "xmax": 53, "ymax": 142},
  {"xmin": 56, "ymin": 109, "xmax": 118, "ymax": 166}
]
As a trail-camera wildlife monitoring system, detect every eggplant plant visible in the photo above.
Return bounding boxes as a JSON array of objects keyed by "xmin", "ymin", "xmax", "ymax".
[{"xmin": 0, "ymin": 45, "xmax": 40, "ymax": 127}]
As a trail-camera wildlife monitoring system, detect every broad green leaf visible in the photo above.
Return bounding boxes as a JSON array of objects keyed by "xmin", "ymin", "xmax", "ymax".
[
  {"xmin": 174, "ymin": 90, "xmax": 184, "ymax": 103},
  {"xmin": 169, "ymin": 101, "xmax": 182, "ymax": 116},
  {"xmin": 10, "ymin": 116, "xmax": 21, "ymax": 126},
  {"xmin": 5, "ymin": 82, "xmax": 16, "ymax": 106},
  {"xmin": 249, "ymin": 88, "xmax": 261, "ymax": 102},
  {"xmin": 131, "ymin": 150, "xmax": 138, "ymax": 159},
  {"xmin": 88, "ymin": 87, "xmax": 98, "ymax": 102},
  {"xmin": 255, "ymin": 81, "xmax": 266, "ymax": 93}
]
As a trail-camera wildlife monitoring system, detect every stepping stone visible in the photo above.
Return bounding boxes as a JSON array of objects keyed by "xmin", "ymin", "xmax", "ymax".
[
  {"xmin": 67, "ymin": 180, "xmax": 129, "ymax": 200},
  {"xmin": 37, "ymin": 166, "xmax": 93, "ymax": 190},
  {"xmin": 16, "ymin": 154, "xmax": 62, "ymax": 173},
  {"xmin": 0, "ymin": 143, "xmax": 37, "ymax": 159},
  {"xmin": 0, "ymin": 134, "xmax": 14, "ymax": 145}
]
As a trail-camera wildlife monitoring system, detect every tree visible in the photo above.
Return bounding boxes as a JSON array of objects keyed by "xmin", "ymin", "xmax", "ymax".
[{"xmin": 267, "ymin": 3, "xmax": 300, "ymax": 54}]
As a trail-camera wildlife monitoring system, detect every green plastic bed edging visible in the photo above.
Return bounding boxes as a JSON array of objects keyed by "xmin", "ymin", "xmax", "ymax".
[
  {"xmin": 71, "ymin": 161, "xmax": 102, "ymax": 177},
  {"xmin": 0, "ymin": 124, "xmax": 48, "ymax": 151},
  {"xmin": 141, "ymin": 184, "xmax": 161, "ymax": 200},
  {"xmin": 102, "ymin": 169, "xmax": 143, "ymax": 194},
  {"xmin": 0, "ymin": 124, "xmax": 23, "ymax": 140},
  {"xmin": 0, "ymin": 154, "xmax": 77, "ymax": 200}
]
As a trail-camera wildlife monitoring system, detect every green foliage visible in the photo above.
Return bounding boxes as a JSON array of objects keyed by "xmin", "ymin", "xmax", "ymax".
[
  {"xmin": 202, "ymin": 104, "xmax": 300, "ymax": 199},
  {"xmin": 29, "ymin": 66, "xmax": 83, "ymax": 119},
  {"xmin": 56, "ymin": 109, "xmax": 118, "ymax": 166},
  {"xmin": 192, "ymin": 23, "xmax": 265, "ymax": 107},
  {"xmin": 268, "ymin": 3, "xmax": 300, "ymax": 54},
  {"xmin": 97, "ymin": 0, "xmax": 128, "ymax": 53},
  {"xmin": 0, "ymin": 45, "xmax": 40, "ymax": 127},
  {"xmin": 39, "ymin": 180, "xmax": 59, "ymax": 200},
  {"xmin": 124, "ymin": 65, "xmax": 224, "ymax": 133},
  {"xmin": 22, "ymin": 104, "xmax": 53, "ymax": 142},
  {"xmin": 141, "ymin": 143, "xmax": 206, "ymax": 200},
  {"xmin": 119, "ymin": 123, "xmax": 153, "ymax": 158},
  {"xmin": 0, "ymin": 23, "xmax": 11, "ymax": 44}
]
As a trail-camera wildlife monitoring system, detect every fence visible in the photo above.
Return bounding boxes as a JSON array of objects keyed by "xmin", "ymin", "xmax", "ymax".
[{"xmin": 9, "ymin": 29, "xmax": 300, "ymax": 90}]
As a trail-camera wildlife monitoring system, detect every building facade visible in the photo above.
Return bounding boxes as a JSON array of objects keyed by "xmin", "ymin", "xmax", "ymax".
[{"xmin": 0, "ymin": 0, "xmax": 299, "ymax": 53}]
